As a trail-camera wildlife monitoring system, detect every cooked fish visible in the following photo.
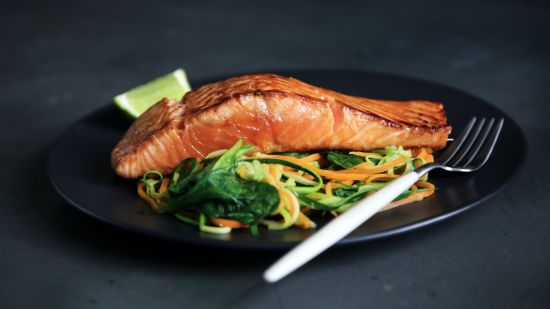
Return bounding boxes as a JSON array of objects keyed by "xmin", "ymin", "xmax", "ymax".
[{"xmin": 112, "ymin": 74, "xmax": 451, "ymax": 178}]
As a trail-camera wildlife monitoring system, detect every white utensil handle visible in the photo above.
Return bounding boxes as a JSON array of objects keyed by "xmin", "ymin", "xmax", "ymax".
[{"xmin": 263, "ymin": 171, "xmax": 421, "ymax": 283}]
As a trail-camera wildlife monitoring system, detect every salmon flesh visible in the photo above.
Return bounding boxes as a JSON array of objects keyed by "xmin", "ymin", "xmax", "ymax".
[{"xmin": 112, "ymin": 74, "xmax": 451, "ymax": 178}]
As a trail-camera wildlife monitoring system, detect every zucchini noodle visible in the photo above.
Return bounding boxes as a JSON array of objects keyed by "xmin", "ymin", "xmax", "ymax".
[{"xmin": 137, "ymin": 143, "xmax": 436, "ymax": 235}]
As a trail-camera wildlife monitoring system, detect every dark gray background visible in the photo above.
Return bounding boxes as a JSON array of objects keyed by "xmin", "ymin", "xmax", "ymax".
[{"xmin": 1, "ymin": 0, "xmax": 549, "ymax": 308}]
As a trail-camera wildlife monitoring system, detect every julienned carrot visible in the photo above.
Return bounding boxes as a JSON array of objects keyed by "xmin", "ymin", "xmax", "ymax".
[
  {"xmin": 299, "ymin": 153, "xmax": 322, "ymax": 163},
  {"xmin": 416, "ymin": 148, "xmax": 435, "ymax": 163},
  {"xmin": 281, "ymin": 187, "xmax": 300, "ymax": 223},
  {"xmin": 383, "ymin": 193, "xmax": 423, "ymax": 211},
  {"xmin": 328, "ymin": 180, "xmax": 354, "ymax": 189},
  {"xmin": 265, "ymin": 155, "xmax": 399, "ymax": 180},
  {"xmin": 262, "ymin": 164, "xmax": 281, "ymax": 186},
  {"xmin": 419, "ymin": 190, "xmax": 434, "ymax": 198},
  {"xmin": 210, "ymin": 218, "xmax": 248, "ymax": 228},
  {"xmin": 265, "ymin": 155, "xmax": 367, "ymax": 180},
  {"xmin": 416, "ymin": 181, "xmax": 435, "ymax": 197},
  {"xmin": 267, "ymin": 164, "xmax": 288, "ymax": 215},
  {"xmin": 417, "ymin": 181, "xmax": 435, "ymax": 189},
  {"xmin": 378, "ymin": 180, "xmax": 435, "ymax": 211},
  {"xmin": 325, "ymin": 182, "xmax": 333, "ymax": 197},
  {"xmin": 416, "ymin": 148, "xmax": 429, "ymax": 160},
  {"xmin": 349, "ymin": 151, "xmax": 381, "ymax": 157},
  {"xmin": 317, "ymin": 172, "xmax": 369, "ymax": 181},
  {"xmin": 365, "ymin": 173, "xmax": 397, "ymax": 184},
  {"xmin": 138, "ymin": 144, "xmax": 438, "ymax": 235},
  {"xmin": 274, "ymin": 187, "xmax": 286, "ymax": 213},
  {"xmin": 269, "ymin": 164, "xmax": 281, "ymax": 181},
  {"xmin": 347, "ymin": 157, "xmax": 406, "ymax": 173},
  {"xmin": 159, "ymin": 178, "xmax": 169, "ymax": 193},
  {"xmin": 294, "ymin": 212, "xmax": 316, "ymax": 229}
]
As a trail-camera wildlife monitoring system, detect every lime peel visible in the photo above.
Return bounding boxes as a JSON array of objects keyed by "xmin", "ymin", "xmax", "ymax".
[{"xmin": 114, "ymin": 68, "xmax": 192, "ymax": 118}]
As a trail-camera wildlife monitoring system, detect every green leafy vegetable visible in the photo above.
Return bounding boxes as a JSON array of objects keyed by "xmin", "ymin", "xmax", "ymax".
[
  {"xmin": 138, "ymin": 139, "xmax": 435, "ymax": 236},
  {"xmin": 325, "ymin": 151, "xmax": 365, "ymax": 169},
  {"xmin": 332, "ymin": 187, "xmax": 357, "ymax": 198},
  {"xmin": 367, "ymin": 157, "xmax": 381, "ymax": 164},
  {"xmin": 159, "ymin": 140, "xmax": 280, "ymax": 230},
  {"xmin": 168, "ymin": 158, "xmax": 199, "ymax": 196},
  {"xmin": 165, "ymin": 169, "xmax": 279, "ymax": 225},
  {"xmin": 249, "ymin": 224, "xmax": 259, "ymax": 237}
]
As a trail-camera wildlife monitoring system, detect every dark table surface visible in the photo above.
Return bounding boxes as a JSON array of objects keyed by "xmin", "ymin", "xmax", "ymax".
[{"xmin": 1, "ymin": 0, "xmax": 549, "ymax": 308}]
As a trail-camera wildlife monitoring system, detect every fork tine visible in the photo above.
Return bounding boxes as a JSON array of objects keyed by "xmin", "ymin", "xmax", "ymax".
[
  {"xmin": 449, "ymin": 118, "xmax": 487, "ymax": 167},
  {"xmin": 465, "ymin": 118, "xmax": 504, "ymax": 170},
  {"xmin": 461, "ymin": 118, "xmax": 495, "ymax": 167},
  {"xmin": 437, "ymin": 117, "xmax": 477, "ymax": 165}
]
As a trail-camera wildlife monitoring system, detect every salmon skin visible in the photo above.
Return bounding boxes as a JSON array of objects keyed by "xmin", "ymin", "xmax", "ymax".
[{"xmin": 112, "ymin": 74, "xmax": 451, "ymax": 178}]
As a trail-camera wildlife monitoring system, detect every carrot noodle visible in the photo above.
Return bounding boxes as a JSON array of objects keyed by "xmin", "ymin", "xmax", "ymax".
[
  {"xmin": 210, "ymin": 218, "xmax": 248, "ymax": 228},
  {"xmin": 350, "ymin": 156, "xmax": 406, "ymax": 172},
  {"xmin": 365, "ymin": 173, "xmax": 398, "ymax": 184},
  {"xmin": 349, "ymin": 151, "xmax": 380, "ymax": 157},
  {"xmin": 416, "ymin": 181, "xmax": 435, "ymax": 197},
  {"xmin": 299, "ymin": 153, "xmax": 322, "ymax": 163},
  {"xmin": 159, "ymin": 178, "xmax": 169, "ymax": 193},
  {"xmin": 295, "ymin": 212, "xmax": 316, "ymax": 229},
  {"xmin": 137, "ymin": 145, "xmax": 438, "ymax": 233},
  {"xmin": 416, "ymin": 148, "xmax": 429, "ymax": 160},
  {"xmin": 383, "ymin": 193, "xmax": 424, "ymax": 211},
  {"xmin": 426, "ymin": 154, "xmax": 434, "ymax": 162},
  {"xmin": 340, "ymin": 180, "xmax": 354, "ymax": 186},
  {"xmin": 325, "ymin": 182, "xmax": 333, "ymax": 197},
  {"xmin": 282, "ymin": 187, "xmax": 300, "ymax": 224},
  {"xmin": 273, "ymin": 187, "xmax": 286, "ymax": 214}
]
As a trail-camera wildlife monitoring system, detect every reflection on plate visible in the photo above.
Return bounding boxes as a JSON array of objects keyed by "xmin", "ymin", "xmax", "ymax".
[{"xmin": 48, "ymin": 70, "xmax": 526, "ymax": 249}]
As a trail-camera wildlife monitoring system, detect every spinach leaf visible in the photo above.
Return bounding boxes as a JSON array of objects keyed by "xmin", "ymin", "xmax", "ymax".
[
  {"xmin": 168, "ymin": 158, "xmax": 199, "ymax": 196},
  {"xmin": 166, "ymin": 169, "xmax": 279, "ymax": 224},
  {"xmin": 192, "ymin": 139, "xmax": 254, "ymax": 181},
  {"xmin": 332, "ymin": 188, "xmax": 356, "ymax": 198},
  {"xmin": 200, "ymin": 157, "xmax": 215, "ymax": 167},
  {"xmin": 325, "ymin": 151, "xmax": 365, "ymax": 169}
]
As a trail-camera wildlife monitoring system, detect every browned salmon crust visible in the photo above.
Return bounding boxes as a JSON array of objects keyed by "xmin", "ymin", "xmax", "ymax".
[{"xmin": 112, "ymin": 74, "xmax": 451, "ymax": 178}]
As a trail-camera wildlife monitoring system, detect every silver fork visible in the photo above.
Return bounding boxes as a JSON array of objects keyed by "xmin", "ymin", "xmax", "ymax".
[{"xmin": 264, "ymin": 117, "xmax": 504, "ymax": 283}]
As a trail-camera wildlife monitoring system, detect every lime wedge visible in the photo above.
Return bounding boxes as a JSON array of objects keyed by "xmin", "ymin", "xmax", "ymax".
[{"xmin": 114, "ymin": 69, "xmax": 192, "ymax": 118}]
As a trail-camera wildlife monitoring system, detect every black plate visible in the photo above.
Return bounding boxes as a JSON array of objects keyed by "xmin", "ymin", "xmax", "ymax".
[{"xmin": 48, "ymin": 70, "xmax": 526, "ymax": 249}]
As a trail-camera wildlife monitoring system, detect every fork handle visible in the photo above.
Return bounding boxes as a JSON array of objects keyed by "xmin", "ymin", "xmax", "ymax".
[{"xmin": 264, "ymin": 171, "xmax": 421, "ymax": 283}]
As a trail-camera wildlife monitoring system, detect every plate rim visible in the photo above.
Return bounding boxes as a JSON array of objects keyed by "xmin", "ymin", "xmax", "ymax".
[{"xmin": 47, "ymin": 69, "xmax": 528, "ymax": 250}]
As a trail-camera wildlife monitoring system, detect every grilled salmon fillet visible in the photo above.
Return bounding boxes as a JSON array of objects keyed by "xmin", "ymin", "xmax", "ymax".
[{"xmin": 112, "ymin": 74, "xmax": 451, "ymax": 178}]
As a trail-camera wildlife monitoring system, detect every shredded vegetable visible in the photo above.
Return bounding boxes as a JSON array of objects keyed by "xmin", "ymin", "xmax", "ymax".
[{"xmin": 137, "ymin": 140, "xmax": 436, "ymax": 235}]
